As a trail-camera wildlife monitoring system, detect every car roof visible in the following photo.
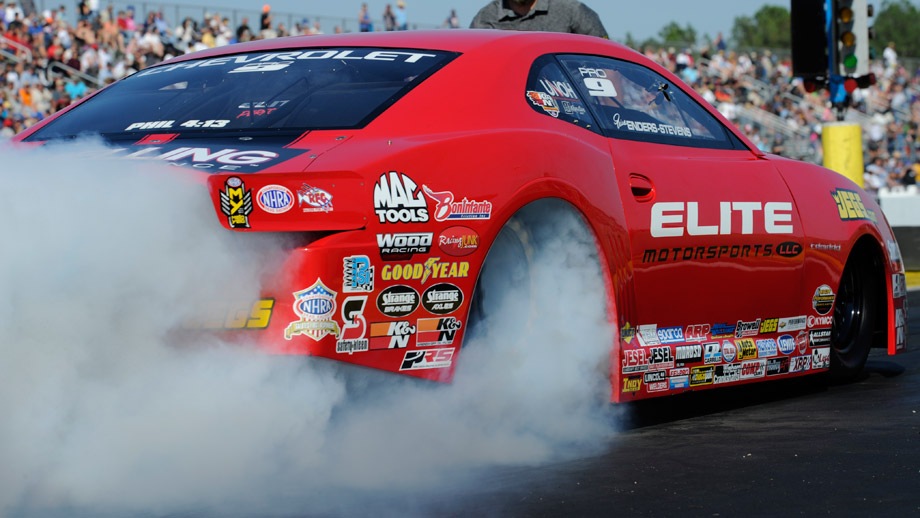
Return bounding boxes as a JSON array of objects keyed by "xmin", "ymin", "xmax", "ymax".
[{"xmin": 155, "ymin": 29, "xmax": 642, "ymax": 67}]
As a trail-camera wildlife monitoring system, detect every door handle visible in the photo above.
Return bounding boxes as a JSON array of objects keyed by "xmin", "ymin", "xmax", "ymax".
[{"xmin": 628, "ymin": 173, "xmax": 655, "ymax": 201}]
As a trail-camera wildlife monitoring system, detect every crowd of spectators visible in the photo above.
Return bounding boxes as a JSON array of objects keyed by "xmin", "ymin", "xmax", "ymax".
[{"xmin": 2, "ymin": 0, "xmax": 919, "ymax": 197}]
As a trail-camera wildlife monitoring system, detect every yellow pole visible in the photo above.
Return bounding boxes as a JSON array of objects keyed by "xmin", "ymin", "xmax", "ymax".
[{"xmin": 822, "ymin": 122, "xmax": 864, "ymax": 188}]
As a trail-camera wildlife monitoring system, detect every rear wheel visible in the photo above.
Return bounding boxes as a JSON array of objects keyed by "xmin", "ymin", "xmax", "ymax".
[{"xmin": 830, "ymin": 249, "xmax": 882, "ymax": 381}]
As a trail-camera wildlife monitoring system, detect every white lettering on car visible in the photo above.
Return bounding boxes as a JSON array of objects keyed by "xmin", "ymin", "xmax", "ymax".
[{"xmin": 651, "ymin": 202, "xmax": 795, "ymax": 238}]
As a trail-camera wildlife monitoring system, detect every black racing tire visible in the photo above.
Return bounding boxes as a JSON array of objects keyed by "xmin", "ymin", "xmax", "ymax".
[
  {"xmin": 829, "ymin": 249, "xmax": 881, "ymax": 381},
  {"xmin": 467, "ymin": 215, "xmax": 535, "ymax": 341}
]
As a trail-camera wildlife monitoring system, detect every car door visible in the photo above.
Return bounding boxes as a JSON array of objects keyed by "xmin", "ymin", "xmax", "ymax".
[{"xmin": 559, "ymin": 55, "xmax": 806, "ymax": 338}]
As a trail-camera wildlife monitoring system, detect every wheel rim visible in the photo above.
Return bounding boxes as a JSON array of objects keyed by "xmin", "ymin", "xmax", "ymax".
[{"xmin": 832, "ymin": 265, "xmax": 864, "ymax": 357}]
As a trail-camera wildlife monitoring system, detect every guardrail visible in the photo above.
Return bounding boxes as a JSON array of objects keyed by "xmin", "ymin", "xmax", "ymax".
[{"xmin": 0, "ymin": 34, "xmax": 33, "ymax": 63}]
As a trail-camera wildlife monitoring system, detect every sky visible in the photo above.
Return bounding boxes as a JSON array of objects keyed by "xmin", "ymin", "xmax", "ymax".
[{"xmin": 235, "ymin": 0, "xmax": 777, "ymax": 40}]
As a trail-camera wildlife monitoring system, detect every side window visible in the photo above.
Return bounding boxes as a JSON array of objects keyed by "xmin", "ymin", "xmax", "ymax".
[
  {"xmin": 558, "ymin": 55, "xmax": 744, "ymax": 149},
  {"xmin": 525, "ymin": 55, "xmax": 600, "ymax": 134}
]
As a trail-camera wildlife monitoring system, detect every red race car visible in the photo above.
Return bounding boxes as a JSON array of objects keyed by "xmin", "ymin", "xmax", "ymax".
[{"xmin": 15, "ymin": 30, "xmax": 908, "ymax": 402}]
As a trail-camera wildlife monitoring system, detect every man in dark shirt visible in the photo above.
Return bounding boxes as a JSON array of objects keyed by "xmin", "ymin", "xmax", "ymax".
[{"xmin": 470, "ymin": 0, "xmax": 608, "ymax": 38}]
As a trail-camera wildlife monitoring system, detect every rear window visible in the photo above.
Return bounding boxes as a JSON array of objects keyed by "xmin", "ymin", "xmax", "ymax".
[{"xmin": 26, "ymin": 47, "xmax": 457, "ymax": 140}]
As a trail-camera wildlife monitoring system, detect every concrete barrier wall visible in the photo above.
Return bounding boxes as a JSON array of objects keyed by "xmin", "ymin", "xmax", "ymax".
[{"xmin": 879, "ymin": 187, "xmax": 920, "ymax": 270}]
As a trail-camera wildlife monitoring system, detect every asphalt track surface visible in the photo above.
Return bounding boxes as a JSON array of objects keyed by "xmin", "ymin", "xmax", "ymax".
[{"xmin": 437, "ymin": 289, "xmax": 920, "ymax": 517}]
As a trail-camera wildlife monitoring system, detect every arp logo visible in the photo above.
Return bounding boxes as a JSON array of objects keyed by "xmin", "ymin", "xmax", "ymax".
[
  {"xmin": 400, "ymin": 348, "xmax": 455, "ymax": 371},
  {"xmin": 684, "ymin": 324, "xmax": 711, "ymax": 342}
]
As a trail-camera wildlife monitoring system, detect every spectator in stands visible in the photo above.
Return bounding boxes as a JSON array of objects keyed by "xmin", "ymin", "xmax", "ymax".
[
  {"xmin": 470, "ymin": 0, "xmax": 607, "ymax": 38},
  {"xmin": 358, "ymin": 3, "xmax": 372, "ymax": 32},
  {"xmin": 395, "ymin": 0, "xmax": 408, "ymax": 30},
  {"xmin": 382, "ymin": 4, "xmax": 396, "ymax": 31},
  {"xmin": 235, "ymin": 17, "xmax": 250, "ymax": 42},
  {"xmin": 444, "ymin": 9, "xmax": 460, "ymax": 28}
]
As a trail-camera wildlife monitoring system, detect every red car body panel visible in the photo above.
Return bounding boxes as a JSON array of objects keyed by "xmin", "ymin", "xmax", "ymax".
[{"xmin": 15, "ymin": 30, "xmax": 907, "ymax": 402}]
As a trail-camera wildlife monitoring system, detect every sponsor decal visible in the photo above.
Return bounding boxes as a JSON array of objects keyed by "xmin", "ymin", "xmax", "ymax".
[
  {"xmin": 622, "ymin": 376, "xmax": 643, "ymax": 393},
  {"xmin": 896, "ymin": 308, "xmax": 906, "ymax": 351},
  {"xmin": 621, "ymin": 322, "xmax": 635, "ymax": 344},
  {"xmin": 831, "ymin": 188, "xmax": 876, "ymax": 222},
  {"xmin": 740, "ymin": 359, "xmax": 767, "ymax": 380},
  {"xmin": 423, "ymin": 186, "xmax": 493, "ymax": 221},
  {"xmin": 807, "ymin": 314, "xmax": 833, "ymax": 328},
  {"xmin": 637, "ymin": 324, "xmax": 661, "ymax": 346},
  {"xmin": 111, "ymin": 145, "xmax": 286, "ymax": 171},
  {"xmin": 256, "ymin": 184, "xmax": 294, "ymax": 214},
  {"xmin": 643, "ymin": 244, "xmax": 781, "ymax": 263},
  {"xmin": 648, "ymin": 346, "xmax": 675, "ymax": 370},
  {"xmin": 669, "ymin": 375, "xmax": 689, "ymax": 390},
  {"xmin": 766, "ymin": 357, "xmax": 791, "ymax": 376},
  {"xmin": 622, "ymin": 348, "xmax": 649, "ymax": 374},
  {"xmin": 298, "ymin": 184, "xmax": 334, "ymax": 213},
  {"xmin": 703, "ymin": 342, "xmax": 722, "ymax": 364},
  {"xmin": 812, "ymin": 285, "xmax": 835, "ymax": 315},
  {"xmin": 416, "ymin": 317, "xmax": 462, "ymax": 347},
  {"xmin": 380, "ymin": 258, "xmax": 470, "ymax": 284},
  {"xmin": 527, "ymin": 91, "xmax": 560, "ymax": 117},
  {"xmin": 400, "ymin": 348, "xmax": 455, "ymax": 371},
  {"xmin": 126, "ymin": 120, "xmax": 176, "ymax": 131},
  {"xmin": 284, "ymin": 279, "xmax": 340, "ymax": 341},
  {"xmin": 755, "ymin": 338, "xmax": 778, "ymax": 358},
  {"xmin": 811, "ymin": 242, "xmax": 842, "ymax": 252},
  {"xmin": 775, "ymin": 242, "xmax": 803, "ymax": 258},
  {"xmin": 438, "ymin": 226, "xmax": 480, "ymax": 256},
  {"xmin": 893, "ymin": 273, "xmax": 907, "ymax": 299},
  {"xmin": 374, "ymin": 172, "xmax": 429, "ymax": 223},
  {"xmin": 657, "ymin": 326, "xmax": 684, "ymax": 344},
  {"xmin": 675, "ymin": 344, "xmax": 703, "ymax": 364},
  {"xmin": 684, "ymin": 324, "xmax": 711, "ymax": 342},
  {"xmin": 342, "ymin": 255, "xmax": 374, "ymax": 293},
  {"xmin": 220, "ymin": 176, "xmax": 253, "ymax": 228},
  {"xmin": 714, "ymin": 363, "xmax": 742, "ymax": 384},
  {"xmin": 561, "ymin": 101, "xmax": 588, "ymax": 117},
  {"xmin": 183, "ymin": 299, "xmax": 274, "ymax": 330},
  {"xmin": 376, "ymin": 285, "xmax": 420, "ymax": 318},
  {"xmin": 539, "ymin": 78, "xmax": 578, "ymax": 99},
  {"xmin": 812, "ymin": 347, "xmax": 831, "ymax": 369},
  {"xmin": 650, "ymin": 201, "xmax": 794, "ymax": 238},
  {"xmin": 690, "ymin": 366, "xmax": 714, "ymax": 386},
  {"xmin": 669, "ymin": 368, "xmax": 690, "ymax": 377},
  {"xmin": 369, "ymin": 321, "xmax": 417, "ymax": 349},
  {"xmin": 795, "ymin": 330, "xmax": 808, "ymax": 354},
  {"xmin": 809, "ymin": 329, "xmax": 832, "ymax": 348},
  {"xmin": 377, "ymin": 232, "xmax": 433, "ymax": 258},
  {"xmin": 138, "ymin": 50, "xmax": 440, "ymax": 78},
  {"xmin": 644, "ymin": 370, "xmax": 667, "ymax": 384},
  {"xmin": 777, "ymin": 334, "xmax": 796, "ymax": 355},
  {"xmin": 421, "ymin": 283, "xmax": 464, "ymax": 315},
  {"xmin": 790, "ymin": 355, "xmax": 812, "ymax": 373},
  {"xmin": 735, "ymin": 338, "xmax": 758, "ymax": 360},
  {"xmin": 734, "ymin": 319, "xmax": 761, "ymax": 338},
  {"xmin": 887, "ymin": 239, "xmax": 902, "ymax": 265},
  {"xmin": 759, "ymin": 318, "xmax": 779, "ymax": 334},
  {"xmin": 711, "ymin": 322, "xmax": 737, "ymax": 338},
  {"xmin": 647, "ymin": 380, "xmax": 669, "ymax": 393},
  {"xmin": 611, "ymin": 113, "xmax": 692, "ymax": 137},
  {"xmin": 778, "ymin": 316, "xmax": 807, "ymax": 332},
  {"xmin": 721, "ymin": 340, "xmax": 737, "ymax": 363},
  {"xmin": 337, "ymin": 296, "xmax": 369, "ymax": 354}
]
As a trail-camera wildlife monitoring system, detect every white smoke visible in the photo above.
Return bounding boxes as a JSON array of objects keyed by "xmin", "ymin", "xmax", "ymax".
[{"xmin": 0, "ymin": 142, "xmax": 615, "ymax": 517}]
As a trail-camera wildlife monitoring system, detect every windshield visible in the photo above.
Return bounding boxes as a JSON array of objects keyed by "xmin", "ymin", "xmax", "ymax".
[{"xmin": 26, "ymin": 47, "xmax": 457, "ymax": 140}]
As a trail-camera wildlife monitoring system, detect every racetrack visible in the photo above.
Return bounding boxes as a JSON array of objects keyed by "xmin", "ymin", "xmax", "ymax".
[{"xmin": 429, "ymin": 289, "xmax": 920, "ymax": 517}]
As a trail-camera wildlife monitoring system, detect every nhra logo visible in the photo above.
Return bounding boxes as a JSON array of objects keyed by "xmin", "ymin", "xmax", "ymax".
[
  {"xmin": 416, "ymin": 317, "xmax": 462, "ymax": 347},
  {"xmin": 376, "ymin": 285, "xmax": 420, "ymax": 318},
  {"xmin": 284, "ymin": 279, "xmax": 340, "ymax": 341},
  {"xmin": 256, "ymin": 184, "xmax": 294, "ymax": 214},
  {"xmin": 219, "ymin": 176, "xmax": 253, "ymax": 228},
  {"xmin": 370, "ymin": 321, "xmax": 417, "ymax": 349},
  {"xmin": 377, "ymin": 232, "xmax": 433, "ymax": 259},
  {"xmin": 374, "ymin": 172, "xmax": 429, "ymax": 223},
  {"xmin": 343, "ymin": 255, "xmax": 374, "ymax": 293},
  {"xmin": 298, "ymin": 184, "xmax": 334, "ymax": 213},
  {"xmin": 422, "ymin": 283, "xmax": 463, "ymax": 315},
  {"xmin": 401, "ymin": 348, "xmax": 455, "ymax": 371}
]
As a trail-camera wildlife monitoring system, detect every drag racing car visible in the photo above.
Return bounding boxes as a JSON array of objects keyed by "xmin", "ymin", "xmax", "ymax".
[{"xmin": 14, "ymin": 30, "xmax": 908, "ymax": 402}]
